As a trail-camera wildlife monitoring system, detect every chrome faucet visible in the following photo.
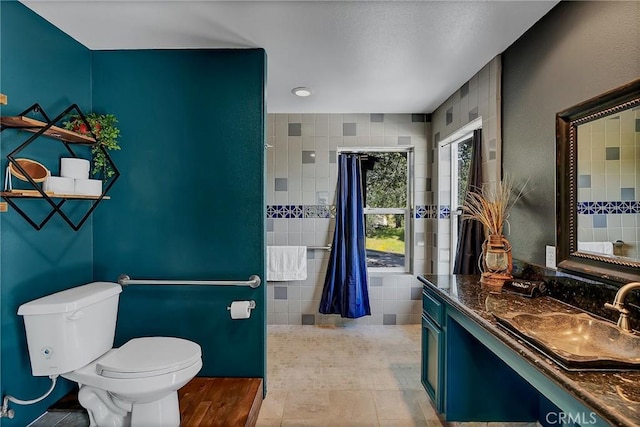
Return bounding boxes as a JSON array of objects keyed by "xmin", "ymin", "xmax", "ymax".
[{"xmin": 604, "ymin": 282, "xmax": 640, "ymax": 332}]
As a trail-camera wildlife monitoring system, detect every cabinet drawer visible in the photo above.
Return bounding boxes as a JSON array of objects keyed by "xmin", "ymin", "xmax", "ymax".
[{"xmin": 423, "ymin": 289, "xmax": 443, "ymax": 327}]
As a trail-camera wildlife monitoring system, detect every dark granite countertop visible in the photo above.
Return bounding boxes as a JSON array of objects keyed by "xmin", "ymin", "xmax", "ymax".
[{"xmin": 418, "ymin": 275, "xmax": 640, "ymax": 427}]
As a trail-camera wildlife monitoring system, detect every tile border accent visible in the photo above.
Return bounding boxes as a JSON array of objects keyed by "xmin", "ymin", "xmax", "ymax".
[
  {"xmin": 267, "ymin": 205, "xmax": 305, "ymax": 219},
  {"xmin": 577, "ymin": 201, "xmax": 640, "ymax": 214},
  {"xmin": 267, "ymin": 205, "xmax": 335, "ymax": 219},
  {"xmin": 439, "ymin": 205, "xmax": 451, "ymax": 219},
  {"xmin": 267, "ymin": 204, "xmax": 448, "ymax": 219},
  {"xmin": 415, "ymin": 205, "xmax": 438, "ymax": 219}
]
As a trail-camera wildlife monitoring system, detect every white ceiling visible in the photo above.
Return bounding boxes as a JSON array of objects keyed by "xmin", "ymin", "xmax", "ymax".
[{"xmin": 21, "ymin": 1, "xmax": 558, "ymax": 113}]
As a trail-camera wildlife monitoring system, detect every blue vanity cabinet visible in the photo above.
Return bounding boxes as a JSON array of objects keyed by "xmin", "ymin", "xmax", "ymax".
[
  {"xmin": 418, "ymin": 275, "xmax": 618, "ymax": 426},
  {"xmin": 421, "ymin": 287, "xmax": 445, "ymax": 413}
]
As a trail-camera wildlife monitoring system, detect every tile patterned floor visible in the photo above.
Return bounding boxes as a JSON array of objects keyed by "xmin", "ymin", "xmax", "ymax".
[
  {"xmin": 31, "ymin": 324, "xmax": 539, "ymax": 426},
  {"xmin": 257, "ymin": 324, "xmax": 539, "ymax": 427},
  {"xmin": 30, "ymin": 411, "xmax": 89, "ymax": 426}
]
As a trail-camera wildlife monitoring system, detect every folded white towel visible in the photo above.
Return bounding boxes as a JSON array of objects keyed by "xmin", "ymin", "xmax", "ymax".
[
  {"xmin": 578, "ymin": 241, "xmax": 614, "ymax": 256},
  {"xmin": 267, "ymin": 246, "xmax": 307, "ymax": 281}
]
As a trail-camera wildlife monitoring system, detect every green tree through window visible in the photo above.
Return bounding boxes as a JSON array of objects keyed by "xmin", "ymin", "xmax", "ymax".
[
  {"xmin": 457, "ymin": 140, "xmax": 473, "ymax": 206},
  {"xmin": 361, "ymin": 151, "xmax": 409, "ymax": 269}
]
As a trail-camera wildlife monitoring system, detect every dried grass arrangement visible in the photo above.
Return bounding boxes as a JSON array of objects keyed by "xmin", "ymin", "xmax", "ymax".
[
  {"xmin": 462, "ymin": 176, "xmax": 529, "ymax": 289},
  {"xmin": 462, "ymin": 177, "xmax": 529, "ymax": 236}
]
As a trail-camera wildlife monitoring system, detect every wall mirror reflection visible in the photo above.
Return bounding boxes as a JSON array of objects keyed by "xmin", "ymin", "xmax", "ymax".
[
  {"xmin": 576, "ymin": 107, "xmax": 639, "ymax": 261},
  {"xmin": 557, "ymin": 79, "xmax": 640, "ymax": 283}
]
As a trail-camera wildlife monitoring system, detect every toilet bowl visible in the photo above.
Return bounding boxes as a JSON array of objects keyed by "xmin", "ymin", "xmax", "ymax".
[
  {"xmin": 64, "ymin": 337, "xmax": 202, "ymax": 426},
  {"xmin": 17, "ymin": 282, "xmax": 203, "ymax": 427}
]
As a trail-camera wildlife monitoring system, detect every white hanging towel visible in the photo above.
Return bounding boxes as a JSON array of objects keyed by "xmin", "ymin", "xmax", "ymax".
[
  {"xmin": 577, "ymin": 241, "xmax": 614, "ymax": 256},
  {"xmin": 267, "ymin": 246, "xmax": 307, "ymax": 281}
]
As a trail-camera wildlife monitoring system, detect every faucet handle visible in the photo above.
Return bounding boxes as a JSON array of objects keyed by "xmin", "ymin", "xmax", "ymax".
[
  {"xmin": 604, "ymin": 302, "xmax": 618, "ymax": 311},
  {"xmin": 605, "ymin": 302, "xmax": 629, "ymax": 314}
]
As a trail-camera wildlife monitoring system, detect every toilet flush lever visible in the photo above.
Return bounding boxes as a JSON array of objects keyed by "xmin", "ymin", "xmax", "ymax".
[{"xmin": 67, "ymin": 310, "xmax": 84, "ymax": 320}]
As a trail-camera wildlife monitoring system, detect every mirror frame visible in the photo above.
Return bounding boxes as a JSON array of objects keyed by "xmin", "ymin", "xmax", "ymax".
[{"xmin": 556, "ymin": 78, "xmax": 640, "ymax": 284}]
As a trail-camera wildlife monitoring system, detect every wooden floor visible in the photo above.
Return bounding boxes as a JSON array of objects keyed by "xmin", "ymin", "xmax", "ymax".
[
  {"xmin": 178, "ymin": 378, "xmax": 263, "ymax": 427},
  {"xmin": 48, "ymin": 377, "xmax": 263, "ymax": 427}
]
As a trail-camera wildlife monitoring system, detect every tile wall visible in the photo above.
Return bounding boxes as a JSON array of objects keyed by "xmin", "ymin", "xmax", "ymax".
[
  {"xmin": 266, "ymin": 113, "xmax": 432, "ymax": 325},
  {"xmin": 429, "ymin": 55, "xmax": 502, "ymax": 274},
  {"xmin": 576, "ymin": 108, "xmax": 640, "ymax": 260}
]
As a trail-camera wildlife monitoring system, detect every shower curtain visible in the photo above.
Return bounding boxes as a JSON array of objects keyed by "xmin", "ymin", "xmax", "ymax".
[{"xmin": 319, "ymin": 153, "xmax": 371, "ymax": 318}]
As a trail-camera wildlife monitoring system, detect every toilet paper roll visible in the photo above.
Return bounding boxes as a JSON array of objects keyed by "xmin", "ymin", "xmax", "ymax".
[
  {"xmin": 43, "ymin": 176, "xmax": 75, "ymax": 194},
  {"xmin": 74, "ymin": 178, "xmax": 102, "ymax": 196},
  {"xmin": 229, "ymin": 301, "xmax": 252, "ymax": 319},
  {"xmin": 60, "ymin": 158, "xmax": 90, "ymax": 180}
]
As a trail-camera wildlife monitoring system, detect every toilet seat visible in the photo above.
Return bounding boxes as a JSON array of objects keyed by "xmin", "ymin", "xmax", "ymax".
[{"xmin": 96, "ymin": 337, "xmax": 201, "ymax": 379}]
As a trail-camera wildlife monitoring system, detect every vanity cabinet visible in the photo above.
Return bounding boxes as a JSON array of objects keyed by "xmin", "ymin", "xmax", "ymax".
[
  {"xmin": 419, "ymin": 275, "xmax": 621, "ymax": 427},
  {"xmin": 0, "ymin": 103, "xmax": 119, "ymax": 230},
  {"xmin": 421, "ymin": 287, "xmax": 445, "ymax": 413}
]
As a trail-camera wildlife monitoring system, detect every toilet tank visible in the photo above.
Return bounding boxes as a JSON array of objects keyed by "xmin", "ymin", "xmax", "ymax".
[{"xmin": 18, "ymin": 282, "xmax": 122, "ymax": 376}]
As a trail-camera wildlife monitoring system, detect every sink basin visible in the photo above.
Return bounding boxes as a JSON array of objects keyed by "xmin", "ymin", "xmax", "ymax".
[{"xmin": 494, "ymin": 312, "xmax": 640, "ymax": 371}]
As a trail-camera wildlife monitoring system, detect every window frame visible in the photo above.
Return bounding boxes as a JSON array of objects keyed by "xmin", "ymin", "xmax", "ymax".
[
  {"xmin": 437, "ymin": 117, "xmax": 482, "ymax": 274},
  {"xmin": 337, "ymin": 146, "xmax": 414, "ymax": 273}
]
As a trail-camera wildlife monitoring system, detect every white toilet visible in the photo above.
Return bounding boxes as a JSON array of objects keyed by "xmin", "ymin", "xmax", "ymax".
[{"xmin": 18, "ymin": 282, "xmax": 202, "ymax": 427}]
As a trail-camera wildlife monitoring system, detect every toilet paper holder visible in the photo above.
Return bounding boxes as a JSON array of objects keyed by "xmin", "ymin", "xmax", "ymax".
[
  {"xmin": 227, "ymin": 300, "xmax": 256, "ymax": 319},
  {"xmin": 227, "ymin": 300, "xmax": 256, "ymax": 311}
]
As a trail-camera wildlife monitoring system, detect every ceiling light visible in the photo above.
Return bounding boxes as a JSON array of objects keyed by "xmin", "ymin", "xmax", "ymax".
[{"xmin": 292, "ymin": 87, "xmax": 312, "ymax": 97}]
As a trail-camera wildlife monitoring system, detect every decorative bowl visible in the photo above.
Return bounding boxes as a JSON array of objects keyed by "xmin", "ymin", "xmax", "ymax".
[{"xmin": 9, "ymin": 158, "xmax": 50, "ymax": 182}]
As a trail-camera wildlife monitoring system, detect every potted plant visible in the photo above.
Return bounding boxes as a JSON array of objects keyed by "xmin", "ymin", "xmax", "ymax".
[
  {"xmin": 64, "ymin": 113, "xmax": 120, "ymax": 179},
  {"xmin": 461, "ymin": 177, "xmax": 528, "ymax": 289}
]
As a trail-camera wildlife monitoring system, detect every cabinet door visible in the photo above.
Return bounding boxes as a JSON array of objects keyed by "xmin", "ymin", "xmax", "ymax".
[{"xmin": 422, "ymin": 313, "xmax": 444, "ymax": 413}]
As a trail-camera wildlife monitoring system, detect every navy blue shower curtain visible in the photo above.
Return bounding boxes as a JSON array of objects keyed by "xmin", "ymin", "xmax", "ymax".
[{"xmin": 319, "ymin": 154, "xmax": 371, "ymax": 318}]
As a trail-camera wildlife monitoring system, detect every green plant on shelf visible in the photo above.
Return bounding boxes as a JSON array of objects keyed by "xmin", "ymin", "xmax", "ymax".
[{"xmin": 64, "ymin": 113, "xmax": 120, "ymax": 179}]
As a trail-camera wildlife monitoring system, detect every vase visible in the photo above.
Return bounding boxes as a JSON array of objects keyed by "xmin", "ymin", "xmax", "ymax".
[{"xmin": 480, "ymin": 234, "xmax": 513, "ymax": 290}]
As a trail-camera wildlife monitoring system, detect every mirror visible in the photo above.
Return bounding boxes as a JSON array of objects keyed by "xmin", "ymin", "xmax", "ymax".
[{"xmin": 557, "ymin": 79, "xmax": 640, "ymax": 284}]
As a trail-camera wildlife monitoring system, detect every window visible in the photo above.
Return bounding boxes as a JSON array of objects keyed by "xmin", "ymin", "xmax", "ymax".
[
  {"xmin": 454, "ymin": 138, "xmax": 473, "ymax": 208},
  {"xmin": 450, "ymin": 137, "xmax": 474, "ymax": 272},
  {"xmin": 359, "ymin": 149, "xmax": 412, "ymax": 272},
  {"xmin": 435, "ymin": 118, "xmax": 482, "ymax": 273},
  {"xmin": 437, "ymin": 117, "xmax": 481, "ymax": 273}
]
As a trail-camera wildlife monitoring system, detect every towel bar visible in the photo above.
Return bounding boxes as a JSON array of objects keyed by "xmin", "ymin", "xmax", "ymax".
[{"xmin": 117, "ymin": 274, "xmax": 261, "ymax": 288}]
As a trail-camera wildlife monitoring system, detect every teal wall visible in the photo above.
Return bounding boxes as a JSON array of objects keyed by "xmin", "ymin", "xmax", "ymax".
[
  {"xmin": 90, "ymin": 50, "xmax": 266, "ymax": 378},
  {"xmin": 1, "ymin": 4, "xmax": 266, "ymax": 426},
  {"xmin": 0, "ymin": 2, "xmax": 93, "ymax": 426}
]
